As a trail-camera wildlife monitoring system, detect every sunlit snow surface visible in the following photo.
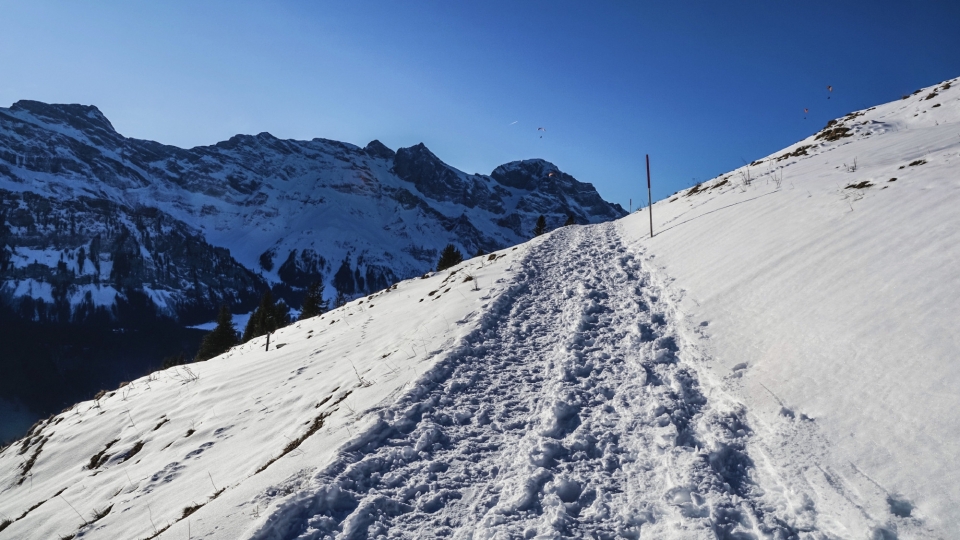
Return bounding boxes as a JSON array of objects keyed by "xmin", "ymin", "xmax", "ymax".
[{"xmin": 2, "ymin": 76, "xmax": 960, "ymax": 538}]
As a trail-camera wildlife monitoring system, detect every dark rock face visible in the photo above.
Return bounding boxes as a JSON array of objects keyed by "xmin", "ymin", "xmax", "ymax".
[
  {"xmin": 0, "ymin": 189, "xmax": 266, "ymax": 326},
  {"xmin": 492, "ymin": 159, "xmax": 627, "ymax": 225},
  {"xmin": 364, "ymin": 139, "xmax": 395, "ymax": 159},
  {"xmin": 393, "ymin": 143, "xmax": 505, "ymax": 213}
]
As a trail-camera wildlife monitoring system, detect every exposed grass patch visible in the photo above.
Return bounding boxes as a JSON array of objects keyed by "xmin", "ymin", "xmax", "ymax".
[
  {"xmin": 185, "ymin": 429, "xmax": 195, "ymax": 437},
  {"xmin": 255, "ymin": 390, "xmax": 353, "ymax": 474},
  {"xmin": 776, "ymin": 145, "xmax": 812, "ymax": 161},
  {"xmin": 315, "ymin": 394, "xmax": 333, "ymax": 408},
  {"xmin": 87, "ymin": 438, "xmax": 120, "ymax": 470},
  {"xmin": 152, "ymin": 418, "xmax": 168, "ymax": 431},
  {"xmin": 845, "ymin": 181, "xmax": 873, "ymax": 190},
  {"xmin": 181, "ymin": 503, "xmax": 203, "ymax": 519},
  {"xmin": 120, "ymin": 441, "xmax": 144, "ymax": 463},
  {"xmin": 143, "ymin": 522, "xmax": 171, "ymax": 540},
  {"xmin": 90, "ymin": 505, "xmax": 112, "ymax": 523},
  {"xmin": 0, "ymin": 520, "xmax": 11, "ymax": 532},
  {"xmin": 816, "ymin": 126, "xmax": 852, "ymax": 142},
  {"xmin": 18, "ymin": 437, "xmax": 46, "ymax": 485}
]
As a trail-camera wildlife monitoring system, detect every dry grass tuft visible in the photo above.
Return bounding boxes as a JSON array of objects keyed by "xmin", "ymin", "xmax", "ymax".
[{"xmin": 87, "ymin": 439, "xmax": 120, "ymax": 470}]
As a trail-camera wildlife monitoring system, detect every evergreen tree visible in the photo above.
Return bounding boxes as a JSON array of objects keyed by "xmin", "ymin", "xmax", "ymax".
[
  {"xmin": 533, "ymin": 215, "xmax": 548, "ymax": 236},
  {"xmin": 475, "ymin": 247, "xmax": 485, "ymax": 257},
  {"xmin": 195, "ymin": 305, "xmax": 238, "ymax": 361},
  {"xmin": 334, "ymin": 287, "xmax": 348, "ymax": 309},
  {"xmin": 160, "ymin": 351, "xmax": 187, "ymax": 370},
  {"xmin": 436, "ymin": 244, "xmax": 464, "ymax": 272},
  {"xmin": 300, "ymin": 279, "xmax": 328, "ymax": 320},
  {"xmin": 242, "ymin": 290, "xmax": 291, "ymax": 343},
  {"xmin": 563, "ymin": 214, "xmax": 576, "ymax": 226}
]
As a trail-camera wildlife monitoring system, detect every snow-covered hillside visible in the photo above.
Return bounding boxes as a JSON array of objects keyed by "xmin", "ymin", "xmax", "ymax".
[{"xmin": 2, "ymin": 76, "xmax": 959, "ymax": 538}]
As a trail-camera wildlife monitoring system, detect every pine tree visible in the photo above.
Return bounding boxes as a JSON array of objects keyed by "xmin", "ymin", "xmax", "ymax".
[
  {"xmin": 300, "ymin": 279, "xmax": 328, "ymax": 320},
  {"xmin": 436, "ymin": 244, "xmax": 464, "ymax": 272},
  {"xmin": 242, "ymin": 291, "xmax": 291, "ymax": 343},
  {"xmin": 160, "ymin": 351, "xmax": 186, "ymax": 370},
  {"xmin": 563, "ymin": 214, "xmax": 576, "ymax": 226},
  {"xmin": 533, "ymin": 215, "xmax": 548, "ymax": 236},
  {"xmin": 334, "ymin": 287, "xmax": 348, "ymax": 309},
  {"xmin": 195, "ymin": 305, "xmax": 238, "ymax": 361},
  {"xmin": 475, "ymin": 247, "xmax": 485, "ymax": 257}
]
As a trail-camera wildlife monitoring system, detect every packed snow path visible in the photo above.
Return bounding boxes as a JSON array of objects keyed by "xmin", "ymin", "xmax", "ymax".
[{"xmin": 253, "ymin": 223, "xmax": 808, "ymax": 539}]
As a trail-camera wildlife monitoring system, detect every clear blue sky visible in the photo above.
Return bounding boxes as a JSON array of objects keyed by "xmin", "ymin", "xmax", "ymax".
[{"xmin": 2, "ymin": 1, "xmax": 959, "ymax": 206}]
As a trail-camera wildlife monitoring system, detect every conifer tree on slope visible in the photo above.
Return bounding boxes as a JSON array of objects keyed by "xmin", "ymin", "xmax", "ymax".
[
  {"xmin": 334, "ymin": 287, "xmax": 349, "ymax": 309},
  {"xmin": 436, "ymin": 244, "xmax": 464, "ymax": 272},
  {"xmin": 242, "ymin": 290, "xmax": 291, "ymax": 343},
  {"xmin": 195, "ymin": 305, "xmax": 238, "ymax": 361},
  {"xmin": 563, "ymin": 214, "xmax": 576, "ymax": 226},
  {"xmin": 534, "ymin": 215, "xmax": 548, "ymax": 236},
  {"xmin": 300, "ymin": 278, "xmax": 329, "ymax": 320}
]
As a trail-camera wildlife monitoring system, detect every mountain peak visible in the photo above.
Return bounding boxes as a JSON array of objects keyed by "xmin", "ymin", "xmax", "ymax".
[
  {"xmin": 9, "ymin": 100, "xmax": 115, "ymax": 133},
  {"xmin": 490, "ymin": 159, "xmax": 562, "ymax": 190},
  {"xmin": 364, "ymin": 139, "xmax": 395, "ymax": 159}
]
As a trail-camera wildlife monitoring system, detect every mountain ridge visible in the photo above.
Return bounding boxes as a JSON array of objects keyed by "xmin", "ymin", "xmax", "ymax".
[{"xmin": 0, "ymin": 99, "xmax": 626, "ymax": 322}]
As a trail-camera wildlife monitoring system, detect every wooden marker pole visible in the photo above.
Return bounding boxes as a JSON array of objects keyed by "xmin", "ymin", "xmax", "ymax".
[{"xmin": 646, "ymin": 154, "xmax": 653, "ymax": 238}]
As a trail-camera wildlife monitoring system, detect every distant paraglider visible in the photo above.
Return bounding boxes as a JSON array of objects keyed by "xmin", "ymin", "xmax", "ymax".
[
  {"xmin": 538, "ymin": 127, "xmax": 546, "ymax": 139},
  {"xmin": 804, "ymin": 108, "xmax": 809, "ymax": 119},
  {"xmin": 827, "ymin": 85, "xmax": 833, "ymax": 99}
]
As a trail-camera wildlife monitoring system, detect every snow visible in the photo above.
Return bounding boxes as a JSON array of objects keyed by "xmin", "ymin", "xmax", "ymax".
[
  {"xmin": 0, "ymin": 245, "xmax": 532, "ymax": 540},
  {"xmin": 617, "ymin": 75, "xmax": 960, "ymax": 536},
  {"xmin": 2, "ymin": 75, "xmax": 960, "ymax": 538},
  {"xmin": 190, "ymin": 311, "xmax": 254, "ymax": 333},
  {"xmin": 3, "ymin": 279, "xmax": 54, "ymax": 303}
]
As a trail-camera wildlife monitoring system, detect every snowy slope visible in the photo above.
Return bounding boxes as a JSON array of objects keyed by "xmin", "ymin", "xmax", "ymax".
[
  {"xmin": 2, "ymin": 76, "xmax": 960, "ymax": 539},
  {"xmin": 621, "ymin": 75, "xmax": 960, "ymax": 535},
  {"xmin": 0, "ymin": 245, "xmax": 534, "ymax": 540}
]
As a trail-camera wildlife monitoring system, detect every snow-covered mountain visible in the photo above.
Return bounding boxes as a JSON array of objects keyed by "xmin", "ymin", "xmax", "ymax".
[
  {"xmin": 0, "ymin": 100, "xmax": 625, "ymax": 442},
  {"xmin": 0, "ymin": 100, "xmax": 625, "ymax": 324},
  {"xmin": 2, "ymin": 75, "xmax": 959, "ymax": 538}
]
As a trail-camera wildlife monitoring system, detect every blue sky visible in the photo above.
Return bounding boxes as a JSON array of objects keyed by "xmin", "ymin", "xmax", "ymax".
[{"xmin": 2, "ymin": 1, "xmax": 958, "ymax": 207}]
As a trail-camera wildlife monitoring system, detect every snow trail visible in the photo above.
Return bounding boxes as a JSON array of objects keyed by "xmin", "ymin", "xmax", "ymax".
[{"xmin": 252, "ymin": 223, "xmax": 809, "ymax": 539}]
